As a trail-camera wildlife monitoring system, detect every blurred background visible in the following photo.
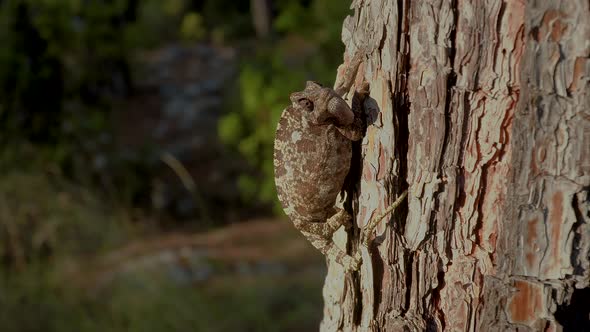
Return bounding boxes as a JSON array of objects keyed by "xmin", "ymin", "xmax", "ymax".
[{"xmin": 0, "ymin": 0, "xmax": 351, "ymax": 330}]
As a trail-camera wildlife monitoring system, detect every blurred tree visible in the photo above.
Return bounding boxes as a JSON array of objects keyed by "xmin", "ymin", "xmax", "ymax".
[
  {"xmin": 0, "ymin": 1, "xmax": 63, "ymax": 142},
  {"xmin": 251, "ymin": 0, "xmax": 272, "ymax": 38}
]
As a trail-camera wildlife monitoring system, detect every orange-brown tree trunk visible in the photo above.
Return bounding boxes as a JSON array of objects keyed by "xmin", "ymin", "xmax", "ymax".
[{"xmin": 322, "ymin": 1, "xmax": 589, "ymax": 331}]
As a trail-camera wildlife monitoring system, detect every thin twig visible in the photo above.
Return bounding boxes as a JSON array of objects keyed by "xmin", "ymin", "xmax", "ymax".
[
  {"xmin": 161, "ymin": 152, "xmax": 212, "ymax": 225},
  {"xmin": 362, "ymin": 190, "xmax": 408, "ymax": 247}
]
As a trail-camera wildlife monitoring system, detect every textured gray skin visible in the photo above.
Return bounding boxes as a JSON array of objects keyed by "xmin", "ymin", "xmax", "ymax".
[{"xmin": 273, "ymin": 57, "xmax": 366, "ymax": 270}]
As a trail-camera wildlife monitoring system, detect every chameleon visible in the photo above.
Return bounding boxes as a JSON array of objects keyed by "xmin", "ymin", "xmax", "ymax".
[{"xmin": 273, "ymin": 54, "xmax": 407, "ymax": 271}]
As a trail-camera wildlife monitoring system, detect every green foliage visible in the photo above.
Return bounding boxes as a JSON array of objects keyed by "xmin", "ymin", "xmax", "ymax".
[
  {"xmin": 199, "ymin": 0, "xmax": 253, "ymax": 41},
  {"xmin": 180, "ymin": 12, "xmax": 206, "ymax": 42},
  {"xmin": 0, "ymin": 0, "xmax": 132, "ymax": 137},
  {"xmin": 0, "ymin": 0, "xmax": 215, "ymax": 143},
  {"xmin": 0, "ymin": 0, "xmax": 188, "ymax": 206},
  {"xmin": 219, "ymin": 0, "xmax": 350, "ymax": 210},
  {"xmin": 0, "ymin": 2, "xmax": 341, "ymax": 329},
  {"xmin": 124, "ymin": 0, "xmax": 187, "ymax": 49}
]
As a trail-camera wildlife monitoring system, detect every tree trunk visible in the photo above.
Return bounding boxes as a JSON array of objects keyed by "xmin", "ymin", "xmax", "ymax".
[
  {"xmin": 321, "ymin": 1, "xmax": 589, "ymax": 331},
  {"xmin": 251, "ymin": 0, "xmax": 272, "ymax": 38}
]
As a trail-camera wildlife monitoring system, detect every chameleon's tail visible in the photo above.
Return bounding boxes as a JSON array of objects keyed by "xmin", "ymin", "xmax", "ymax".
[{"xmin": 361, "ymin": 190, "xmax": 408, "ymax": 247}]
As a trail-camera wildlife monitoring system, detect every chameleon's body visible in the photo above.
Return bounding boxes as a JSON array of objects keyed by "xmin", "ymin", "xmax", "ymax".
[
  {"xmin": 273, "ymin": 54, "xmax": 407, "ymax": 271},
  {"xmin": 273, "ymin": 56, "xmax": 366, "ymax": 270}
]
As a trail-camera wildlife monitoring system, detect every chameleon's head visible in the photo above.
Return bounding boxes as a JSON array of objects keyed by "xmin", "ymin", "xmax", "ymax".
[
  {"xmin": 289, "ymin": 81, "xmax": 353, "ymax": 126},
  {"xmin": 289, "ymin": 81, "xmax": 322, "ymax": 113}
]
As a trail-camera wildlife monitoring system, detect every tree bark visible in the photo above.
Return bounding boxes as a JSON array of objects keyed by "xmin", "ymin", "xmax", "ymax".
[{"xmin": 321, "ymin": 1, "xmax": 589, "ymax": 331}]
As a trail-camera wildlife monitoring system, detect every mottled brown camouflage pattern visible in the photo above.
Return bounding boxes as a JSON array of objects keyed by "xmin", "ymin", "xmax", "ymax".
[{"xmin": 273, "ymin": 76, "xmax": 366, "ymax": 270}]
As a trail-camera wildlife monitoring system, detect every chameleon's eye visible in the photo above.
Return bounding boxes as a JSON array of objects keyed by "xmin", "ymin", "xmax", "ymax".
[{"xmin": 298, "ymin": 98, "xmax": 314, "ymax": 112}]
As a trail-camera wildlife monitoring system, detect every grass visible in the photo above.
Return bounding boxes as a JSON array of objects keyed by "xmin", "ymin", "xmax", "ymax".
[
  {"xmin": 0, "ymin": 170, "xmax": 325, "ymax": 332},
  {"xmin": 0, "ymin": 255, "xmax": 324, "ymax": 332}
]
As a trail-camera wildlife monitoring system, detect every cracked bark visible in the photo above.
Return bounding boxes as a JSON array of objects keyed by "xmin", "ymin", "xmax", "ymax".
[{"xmin": 321, "ymin": 1, "xmax": 589, "ymax": 331}]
